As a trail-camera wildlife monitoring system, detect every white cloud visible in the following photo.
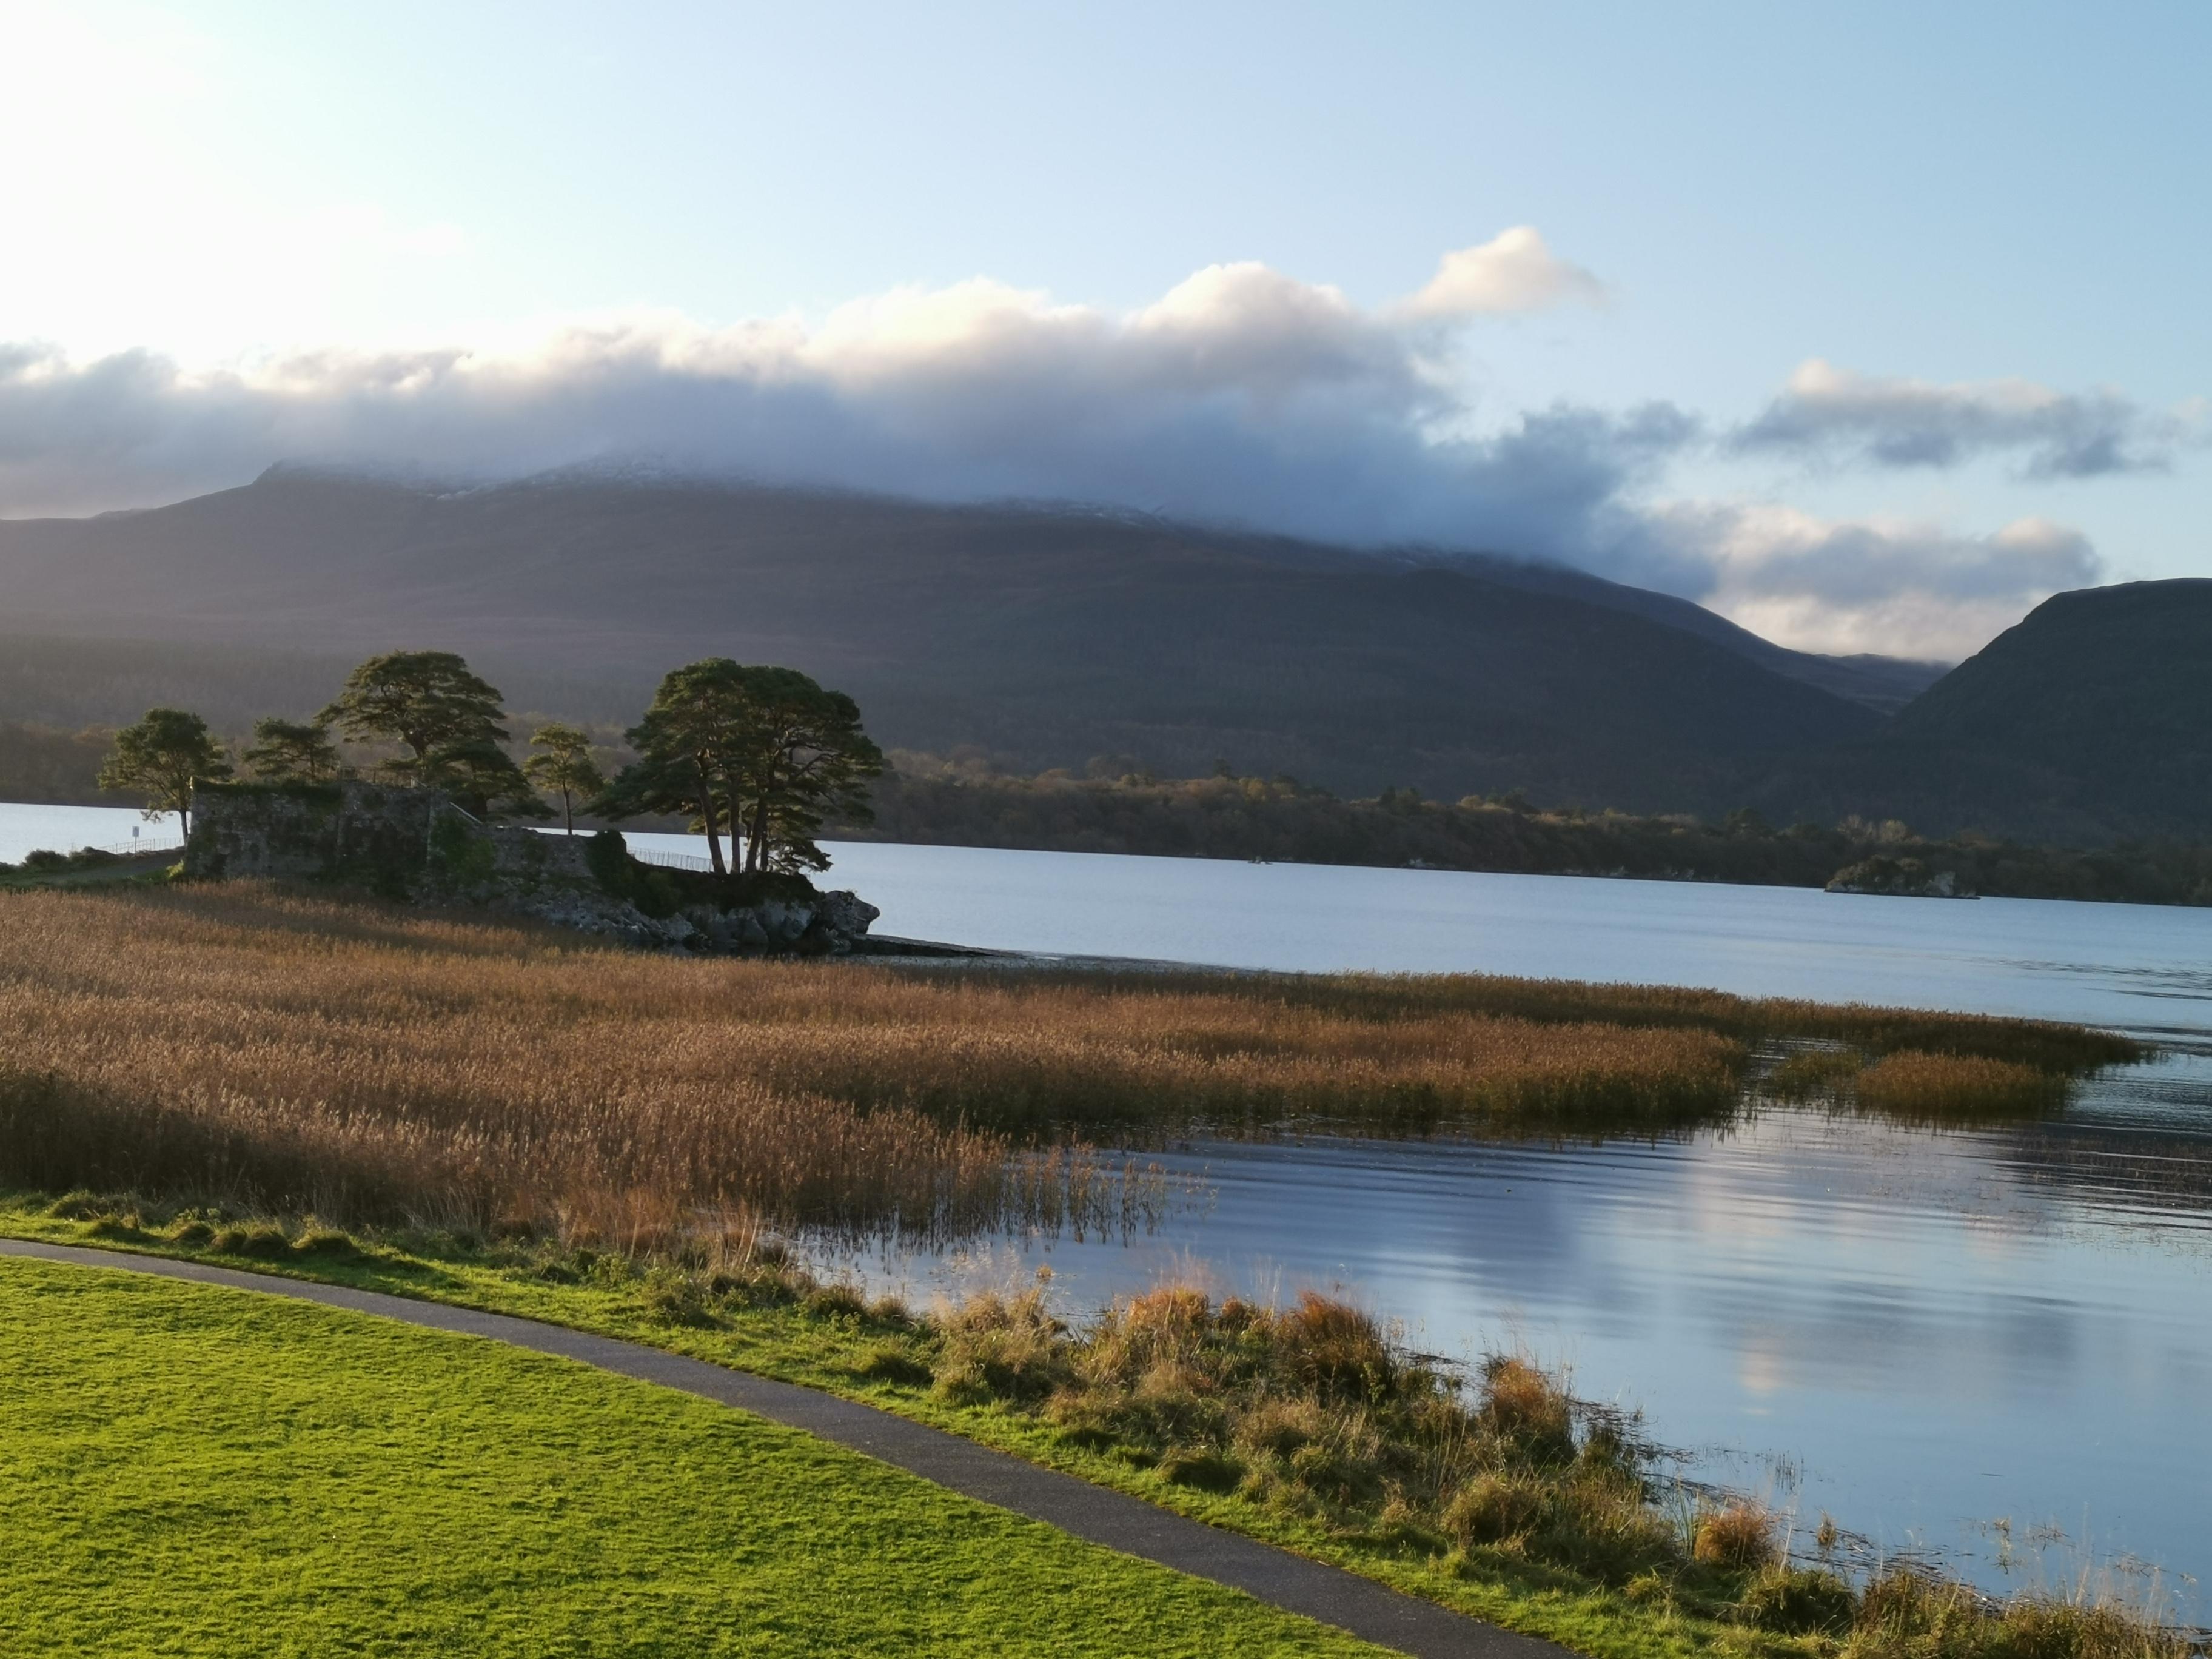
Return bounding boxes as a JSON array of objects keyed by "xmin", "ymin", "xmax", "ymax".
[
  {"xmin": 1735, "ymin": 358, "xmax": 2186, "ymax": 478},
  {"xmin": 1644, "ymin": 503, "xmax": 2103, "ymax": 659},
  {"xmin": 0, "ymin": 244, "xmax": 2132, "ymax": 665},
  {"xmin": 0, "ymin": 252, "xmax": 1615, "ymax": 531},
  {"xmin": 1391, "ymin": 227, "xmax": 1607, "ymax": 320}
]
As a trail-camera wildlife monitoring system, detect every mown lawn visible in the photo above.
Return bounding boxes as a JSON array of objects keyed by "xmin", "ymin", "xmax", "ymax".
[{"xmin": 0, "ymin": 1256, "xmax": 1385, "ymax": 1658}]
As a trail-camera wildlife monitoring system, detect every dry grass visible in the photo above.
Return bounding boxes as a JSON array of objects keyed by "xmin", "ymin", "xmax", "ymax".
[
  {"xmin": 1764, "ymin": 1045, "xmax": 2071, "ymax": 1122},
  {"xmin": 0, "ymin": 883, "xmax": 2138, "ymax": 1244},
  {"xmin": 1852, "ymin": 1053, "xmax": 2068, "ymax": 1122},
  {"xmin": 0, "ymin": 882, "xmax": 1749, "ymax": 1242},
  {"xmin": 0, "ymin": 885, "xmax": 1154, "ymax": 1244},
  {"xmin": 925, "ymin": 1283, "xmax": 1684, "ymax": 1586},
  {"xmin": 1694, "ymin": 1501, "xmax": 1784, "ymax": 1571}
]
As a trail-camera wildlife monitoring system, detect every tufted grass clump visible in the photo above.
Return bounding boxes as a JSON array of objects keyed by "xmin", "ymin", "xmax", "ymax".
[
  {"xmin": 930, "ymin": 1283, "xmax": 1680, "ymax": 1585},
  {"xmin": 1692, "ymin": 1501, "xmax": 1783, "ymax": 1572},
  {"xmin": 1844, "ymin": 1570, "xmax": 2188, "ymax": 1659}
]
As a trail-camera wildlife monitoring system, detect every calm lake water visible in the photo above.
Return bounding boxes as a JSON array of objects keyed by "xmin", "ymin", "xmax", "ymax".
[
  {"xmin": 763, "ymin": 839, "xmax": 2212, "ymax": 1607},
  {"xmin": 12, "ymin": 805, "xmax": 2211, "ymax": 1604}
]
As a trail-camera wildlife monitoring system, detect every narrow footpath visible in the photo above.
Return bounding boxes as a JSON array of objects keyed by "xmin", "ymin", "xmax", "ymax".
[{"xmin": 0, "ymin": 1238, "xmax": 1565, "ymax": 1659}]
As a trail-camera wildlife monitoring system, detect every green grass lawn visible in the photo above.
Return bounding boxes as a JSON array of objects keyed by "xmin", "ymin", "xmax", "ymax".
[
  {"xmin": 0, "ymin": 1201, "xmax": 1719, "ymax": 1659},
  {"xmin": 0, "ymin": 1256, "xmax": 1388, "ymax": 1658}
]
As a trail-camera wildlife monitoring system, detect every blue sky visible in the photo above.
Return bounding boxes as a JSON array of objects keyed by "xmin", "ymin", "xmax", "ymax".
[{"xmin": 1, "ymin": 0, "xmax": 2204, "ymax": 659}]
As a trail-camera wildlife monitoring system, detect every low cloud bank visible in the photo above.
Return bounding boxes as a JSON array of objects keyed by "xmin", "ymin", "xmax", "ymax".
[
  {"xmin": 1635, "ymin": 507, "xmax": 2100, "ymax": 660},
  {"xmin": 0, "ymin": 236, "xmax": 2125, "ymax": 660},
  {"xmin": 1735, "ymin": 358, "xmax": 2188, "ymax": 479}
]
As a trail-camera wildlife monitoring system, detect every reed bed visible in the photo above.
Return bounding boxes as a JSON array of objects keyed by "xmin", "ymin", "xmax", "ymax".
[
  {"xmin": 0, "ymin": 883, "xmax": 2137, "ymax": 1241},
  {"xmin": 1763, "ymin": 1046, "xmax": 2073, "ymax": 1122},
  {"xmin": 0, "ymin": 886, "xmax": 1158, "ymax": 1244},
  {"xmin": 1031, "ymin": 969, "xmax": 2143, "ymax": 1075}
]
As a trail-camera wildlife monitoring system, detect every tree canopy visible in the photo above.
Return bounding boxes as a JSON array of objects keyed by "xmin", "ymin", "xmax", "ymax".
[
  {"xmin": 594, "ymin": 658, "xmax": 751, "ymax": 874},
  {"xmin": 523, "ymin": 723, "xmax": 607, "ymax": 836},
  {"xmin": 729, "ymin": 667, "xmax": 882, "ymax": 873},
  {"xmin": 597, "ymin": 660, "xmax": 882, "ymax": 876},
  {"xmin": 320, "ymin": 651, "xmax": 535, "ymax": 817},
  {"xmin": 241, "ymin": 717, "xmax": 341, "ymax": 785},
  {"xmin": 97, "ymin": 708, "xmax": 232, "ymax": 836}
]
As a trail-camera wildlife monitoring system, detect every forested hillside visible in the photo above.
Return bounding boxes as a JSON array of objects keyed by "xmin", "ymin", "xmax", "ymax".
[
  {"xmin": 0, "ymin": 468, "xmax": 1886, "ymax": 816},
  {"xmin": 1, "ymin": 473, "xmax": 2202, "ymax": 842}
]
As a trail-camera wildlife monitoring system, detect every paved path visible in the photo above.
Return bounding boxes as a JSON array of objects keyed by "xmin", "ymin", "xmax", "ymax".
[{"xmin": 1, "ymin": 1238, "xmax": 1565, "ymax": 1659}]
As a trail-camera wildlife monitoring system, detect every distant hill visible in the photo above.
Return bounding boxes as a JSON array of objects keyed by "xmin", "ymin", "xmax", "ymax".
[
  {"xmin": 1422, "ymin": 552, "xmax": 1948, "ymax": 714},
  {"xmin": 0, "ymin": 466, "xmax": 1892, "ymax": 815},
  {"xmin": 1857, "ymin": 580, "xmax": 2212, "ymax": 841}
]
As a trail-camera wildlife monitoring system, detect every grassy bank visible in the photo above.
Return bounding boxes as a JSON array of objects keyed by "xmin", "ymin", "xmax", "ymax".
[
  {"xmin": 0, "ymin": 1252, "xmax": 1382, "ymax": 1657},
  {"xmin": 0, "ymin": 1196, "xmax": 2187, "ymax": 1659},
  {"xmin": 0, "ymin": 884, "xmax": 2140, "ymax": 1248}
]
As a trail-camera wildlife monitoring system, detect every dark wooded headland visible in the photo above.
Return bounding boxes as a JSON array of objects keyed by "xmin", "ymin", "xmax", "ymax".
[{"xmin": 844, "ymin": 759, "xmax": 2212, "ymax": 907}]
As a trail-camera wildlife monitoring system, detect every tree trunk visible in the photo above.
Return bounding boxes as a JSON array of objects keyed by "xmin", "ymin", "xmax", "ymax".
[
  {"xmin": 694, "ymin": 756, "xmax": 726, "ymax": 876},
  {"xmin": 748, "ymin": 793, "xmax": 771, "ymax": 873},
  {"xmin": 563, "ymin": 789, "xmax": 574, "ymax": 836}
]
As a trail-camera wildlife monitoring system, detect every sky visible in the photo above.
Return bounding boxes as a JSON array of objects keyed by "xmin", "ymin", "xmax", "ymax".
[{"xmin": 1, "ymin": 0, "xmax": 2205, "ymax": 660}]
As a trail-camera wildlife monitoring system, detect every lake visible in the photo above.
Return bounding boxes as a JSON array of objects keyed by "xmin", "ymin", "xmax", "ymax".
[{"xmin": 12, "ymin": 804, "xmax": 2211, "ymax": 1605}]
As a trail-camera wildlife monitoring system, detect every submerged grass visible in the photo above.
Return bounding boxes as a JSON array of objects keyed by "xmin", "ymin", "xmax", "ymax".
[
  {"xmin": 1763, "ymin": 1046, "xmax": 2071, "ymax": 1123},
  {"xmin": 1, "ymin": 1191, "xmax": 2190, "ymax": 1659},
  {"xmin": 0, "ymin": 883, "xmax": 2141, "ymax": 1245}
]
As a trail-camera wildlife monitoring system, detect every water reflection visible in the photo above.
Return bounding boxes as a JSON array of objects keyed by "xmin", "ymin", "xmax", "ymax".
[{"xmin": 815, "ymin": 1096, "xmax": 2212, "ymax": 1604}]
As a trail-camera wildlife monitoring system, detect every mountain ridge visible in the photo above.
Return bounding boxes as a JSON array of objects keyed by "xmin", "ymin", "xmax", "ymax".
[
  {"xmin": 1, "ymin": 468, "xmax": 2192, "ymax": 842},
  {"xmin": 0, "ymin": 466, "xmax": 1890, "ymax": 816}
]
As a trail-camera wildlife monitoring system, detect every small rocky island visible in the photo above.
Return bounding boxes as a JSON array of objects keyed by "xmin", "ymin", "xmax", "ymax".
[
  {"xmin": 185, "ymin": 780, "xmax": 882, "ymax": 954},
  {"xmin": 1825, "ymin": 856, "xmax": 1977, "ymax": 899}
]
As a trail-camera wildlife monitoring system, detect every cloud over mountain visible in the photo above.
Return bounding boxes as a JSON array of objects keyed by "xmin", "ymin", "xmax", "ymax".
[
  {"xmin": 0, "ymin": 242, "xmax": 2126, "ymax": 659},
  {"xmin": 1640, "ymin": 505, "xmax": 2102, "ymax": 659}
]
